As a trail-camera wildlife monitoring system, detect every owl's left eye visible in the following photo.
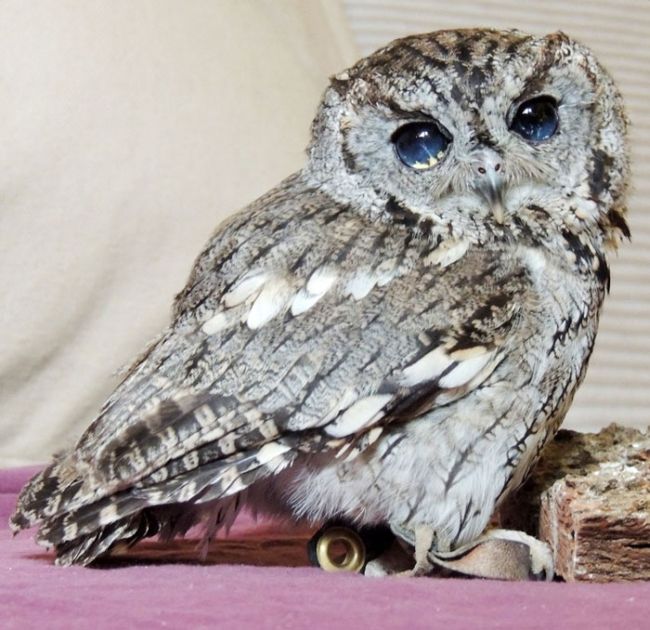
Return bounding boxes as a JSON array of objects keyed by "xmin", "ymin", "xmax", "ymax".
[
  {"xmin": 392, "ymin": 121, "xmax": 451, "ymax": 170},
  {"xmin": 510, "ymin": 96, "xmax": 559, "ymax": 142}
]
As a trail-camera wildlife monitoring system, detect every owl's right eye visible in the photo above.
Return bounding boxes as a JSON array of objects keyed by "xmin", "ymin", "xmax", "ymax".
[{"xmin": 392, "ymin": 122, "xmax": 451, "ymax": 170}]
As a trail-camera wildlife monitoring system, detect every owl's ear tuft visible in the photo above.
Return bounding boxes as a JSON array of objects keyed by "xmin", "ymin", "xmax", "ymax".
[
  {"xmin": 607, "ymin": 208, "xmax": 631, "ymax": 240},
  {"xmin": 543, "ymin": 31, "xmax": 572, "ymax": 46},
  {"xmin": 330, "ymin": 71, "xmax": 353, "ymax": 97},
  {"xmin": 539, "ymin": 31, "xmax": 579, "ymax": 64},
  {"xmin": 601, "ymin": 206, "xmax": 631, "ymax": 252}
]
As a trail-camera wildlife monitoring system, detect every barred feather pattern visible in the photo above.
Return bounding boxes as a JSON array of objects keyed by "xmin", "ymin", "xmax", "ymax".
[{"xmin": 10, "ymin": 28, "xmax": 628, "ymax": 566}]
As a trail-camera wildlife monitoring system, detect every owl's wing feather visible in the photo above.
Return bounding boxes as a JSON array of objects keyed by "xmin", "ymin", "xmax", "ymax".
[{"xmin": 11, "ymin": 182, "xmax": 527, "ymax": 561}]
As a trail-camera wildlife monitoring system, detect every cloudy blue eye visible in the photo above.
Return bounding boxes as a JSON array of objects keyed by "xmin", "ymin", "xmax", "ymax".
[
  {"xmin": 392, "ymin": 121, "xmax": 451, "ymax": 170},
  {"xmin": 510, "ymin": 96, "xmax": 559, "ymax": 142}
]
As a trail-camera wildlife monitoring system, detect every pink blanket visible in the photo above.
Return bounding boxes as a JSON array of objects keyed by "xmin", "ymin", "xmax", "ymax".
[{"xmin": 2, "ymin": 467, "xmax": 648, "ymax": 629}]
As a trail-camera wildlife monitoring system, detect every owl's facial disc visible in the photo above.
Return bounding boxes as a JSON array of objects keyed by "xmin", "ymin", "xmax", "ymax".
[{"xmin": 307, "ymin": 29, "xmax": 629, "ymax": 245}]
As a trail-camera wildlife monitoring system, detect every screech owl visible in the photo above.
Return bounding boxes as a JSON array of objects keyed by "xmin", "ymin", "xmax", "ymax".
[{"xmin": 11, "ymin": 29, "xmax": 629, "ymax": 575}]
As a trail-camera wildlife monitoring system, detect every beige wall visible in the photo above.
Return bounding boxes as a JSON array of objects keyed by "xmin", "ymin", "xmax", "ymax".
[
  {"xmin": 344, "ymin": 0, "xmax": 650, "ymax": 433},
  {"xmin": 0, "ymin": 1, "xmax": 355, "ymax": 465}
]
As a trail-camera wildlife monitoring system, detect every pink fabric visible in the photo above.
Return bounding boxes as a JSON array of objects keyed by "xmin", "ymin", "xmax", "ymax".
[{"xmin": 2, "ymin": 467, "xmax": 649, "ymax": 629}]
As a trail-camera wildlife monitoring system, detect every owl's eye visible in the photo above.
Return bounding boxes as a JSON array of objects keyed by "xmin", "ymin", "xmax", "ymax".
[
  {"xmin": 392, "ymin": 122, "xmax": 451, "ymax": 170},
  {"xmin": 510, "ymin": 96, "xmax": 559, "ymax": 142}
]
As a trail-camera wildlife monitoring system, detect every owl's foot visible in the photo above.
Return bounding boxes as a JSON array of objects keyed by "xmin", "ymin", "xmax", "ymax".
[
  {"xmin": 309, "ymin": 521, "xmax": 553, "ymax": 580},
  {"xmin": 366, "ymin": 524, "xmax": 554, "ymax": 580},
  {"xmin": 427, "ymin": 529, "xmax": 554, "ymax": 581}
]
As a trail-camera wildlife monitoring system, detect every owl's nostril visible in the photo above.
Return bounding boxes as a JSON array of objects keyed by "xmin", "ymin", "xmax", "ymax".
[{"xmin": 477, "ymin": 164, "xmax": 501, "ymax": 175}]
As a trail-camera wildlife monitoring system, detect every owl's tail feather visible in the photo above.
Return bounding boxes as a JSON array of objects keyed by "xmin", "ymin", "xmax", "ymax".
[
  {"xmin": 11, "ymin": 389, "xmax": 293, "ymax": 535},
  {"xmin": 53, "ymin": 511, "xmax": 155, "ymax": 566},
  {"xmin": 53, "ymin": 496, "xmax": 244, "ymax": 566},
  {"xmin": 11, "ymin": 445, "xmax": 295, "ymax": 566},
  {"xmin": 10, "ymin": 458, "xmax": 84, "ymax": 533}
]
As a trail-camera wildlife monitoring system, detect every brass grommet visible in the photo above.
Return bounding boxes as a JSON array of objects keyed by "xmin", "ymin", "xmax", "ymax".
[{"xmin": 315, "ymin": 526, "xmax": 366, "ymax": 573}]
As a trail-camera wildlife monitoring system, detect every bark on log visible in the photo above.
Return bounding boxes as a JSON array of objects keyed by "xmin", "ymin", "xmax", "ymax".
[{"xmin": 499, "ymin": 424, "xmax": 650, "ymax": 582}]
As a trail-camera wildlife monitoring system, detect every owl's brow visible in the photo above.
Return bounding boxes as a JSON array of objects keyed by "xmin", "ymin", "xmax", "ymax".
[
  {"xmin": 381, "ymin": 100, "xmax": 435, "ymax": 121},
  {"xmin": 376, "ymin": 42, "xmax": 486, "ymax": 109},
  {"xmin": 517, "ymin": 42, "xmax": 577, "ymax": 98}
]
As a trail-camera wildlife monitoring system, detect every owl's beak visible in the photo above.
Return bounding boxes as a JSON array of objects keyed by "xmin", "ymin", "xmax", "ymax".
[
  {"xmin": 478, "ymin": 175, "xmax": 506, "ymax": 224},
  {"xmin": 472, "ymin": 149, "xmax": 506, "ymax": 224}
]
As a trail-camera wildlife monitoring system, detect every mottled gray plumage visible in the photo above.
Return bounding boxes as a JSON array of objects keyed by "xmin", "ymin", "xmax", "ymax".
[{"xmin": 11, "ymin": 28, "xmax": 629, "ymax": 568}]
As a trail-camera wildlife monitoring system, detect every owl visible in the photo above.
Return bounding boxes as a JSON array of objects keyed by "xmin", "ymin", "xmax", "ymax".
[{"xmin": 11, "ymin": 29, "xmax": 629, "ymax": 576}]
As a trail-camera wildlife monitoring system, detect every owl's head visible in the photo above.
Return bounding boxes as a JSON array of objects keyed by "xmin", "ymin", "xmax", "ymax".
[{"xmin": 306, "ymin": 29, "xmax": 629, "ymax": 249}]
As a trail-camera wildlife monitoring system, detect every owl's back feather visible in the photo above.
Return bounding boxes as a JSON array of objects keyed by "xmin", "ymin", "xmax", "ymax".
[{"xmin": 11, "ymin": 180, "xmax": 527, "ymax": 563}]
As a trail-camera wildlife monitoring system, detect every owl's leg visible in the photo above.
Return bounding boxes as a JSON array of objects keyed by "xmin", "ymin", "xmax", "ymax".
[
  {"xmin": 403, "ymin": 524, "xmax": 435, "ymax": 576},
  {"xmin": 364, "ymin": 523, "xmax": 437, "ymax": 577}
]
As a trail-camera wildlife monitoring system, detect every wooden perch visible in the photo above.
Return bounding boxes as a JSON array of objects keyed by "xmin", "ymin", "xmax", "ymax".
[{"xmin": 499, "ymin": 424, "xmax": 650, "ymax": 582}]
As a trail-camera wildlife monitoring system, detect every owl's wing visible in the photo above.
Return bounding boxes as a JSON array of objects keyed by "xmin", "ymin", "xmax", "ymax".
[{"xmin": 11, "ymin": 182, "xmax": 527, "ymax": 561}]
